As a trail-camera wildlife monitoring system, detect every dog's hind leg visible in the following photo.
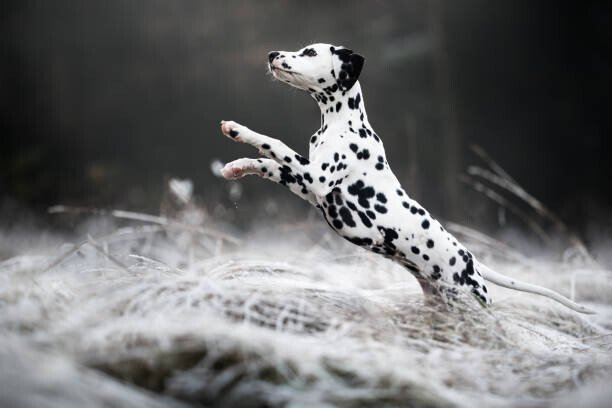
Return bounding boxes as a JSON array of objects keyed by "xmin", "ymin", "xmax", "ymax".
[{"xmin": 222, "ymin": 158, "xmax": 318, "ymax": 205}]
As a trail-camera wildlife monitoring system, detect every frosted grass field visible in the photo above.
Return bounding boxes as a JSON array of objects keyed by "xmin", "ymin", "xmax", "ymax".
[{"xmin": 1, "ymin": 196, "xmax": 611, "ymax": 407}]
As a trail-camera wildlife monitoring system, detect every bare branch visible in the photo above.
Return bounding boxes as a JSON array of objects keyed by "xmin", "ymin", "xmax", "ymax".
[
  {"xmin": 48, "ymin": 205, "xmax": 241, "ymax": 245},
  {"xmin": 459, "ymin": 175, "xmax": 552, "ymax": 243}
]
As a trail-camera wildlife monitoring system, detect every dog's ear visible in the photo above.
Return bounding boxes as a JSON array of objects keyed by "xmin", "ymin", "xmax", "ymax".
[{"xmin": 331, "ymin": 47, "xmax": 365, "ymax": 91}]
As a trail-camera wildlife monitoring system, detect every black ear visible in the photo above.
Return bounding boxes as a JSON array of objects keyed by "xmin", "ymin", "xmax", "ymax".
[{"xmin": 332, "ymin": 48, "xmax": 365, "ymax": 91}]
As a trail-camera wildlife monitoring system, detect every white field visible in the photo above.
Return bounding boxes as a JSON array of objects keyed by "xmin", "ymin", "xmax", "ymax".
[{"xmin": 1, "ymin": 208, "xmax": 611, "ymax": 408}]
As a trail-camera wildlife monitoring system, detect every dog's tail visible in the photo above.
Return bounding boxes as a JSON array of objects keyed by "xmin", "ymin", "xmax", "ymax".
[{"xmin": 477, "ymin": 262, "xmax": 595, "ymax": 314}]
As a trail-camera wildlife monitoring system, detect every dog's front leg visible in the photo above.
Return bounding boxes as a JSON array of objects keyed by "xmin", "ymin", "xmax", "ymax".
[
  {"xmin": 220, "ymin": 120, "xmax": 325, "ymax": 199},
  {"xmin": 220, "ymin": 120, "xmax": 311, "ymax": 169},
  {"xmin": 221, "ymin": 158, "xmax": 318, "ymax": 206}
]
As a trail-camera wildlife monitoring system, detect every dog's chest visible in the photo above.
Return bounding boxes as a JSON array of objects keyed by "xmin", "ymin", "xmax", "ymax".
[{"xmin": 316, "ymin": 165, "xmax": 404, "ymax": 244}]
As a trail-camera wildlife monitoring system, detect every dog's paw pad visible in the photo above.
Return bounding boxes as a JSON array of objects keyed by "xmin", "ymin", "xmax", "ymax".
[
  {"xmin": 221, "ymin": 164, "xmax": 244, "ymax": 179},
  {"xmin": 221, "ymin": 159, "xmax": 255, "ymax": 179}
]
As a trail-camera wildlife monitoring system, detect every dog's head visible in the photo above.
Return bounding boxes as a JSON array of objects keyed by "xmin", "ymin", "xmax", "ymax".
[{"xmin": 268, "ymin": 43, "xmax": 365, "ymax": 93}]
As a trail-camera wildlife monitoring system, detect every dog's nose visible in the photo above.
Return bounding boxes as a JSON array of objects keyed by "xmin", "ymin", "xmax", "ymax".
[{"xmin": 268, "ymin": 51, "xmax": 280, "ymax": 63}]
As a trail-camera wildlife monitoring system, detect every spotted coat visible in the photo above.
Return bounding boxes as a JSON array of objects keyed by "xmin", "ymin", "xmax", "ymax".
[{"xmin": 221, "ymin": 43, "xmax": 492, "ymax": 306}]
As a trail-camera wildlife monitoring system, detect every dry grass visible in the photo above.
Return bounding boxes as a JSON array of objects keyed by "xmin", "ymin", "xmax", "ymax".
[{"xmin": 1, "ymin": 172, "xmax": 611, "ymax": 407}]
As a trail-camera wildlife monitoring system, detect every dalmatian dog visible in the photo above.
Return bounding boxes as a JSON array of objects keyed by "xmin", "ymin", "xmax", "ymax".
[{"xmin": 219, "ymin": 43, "xmax": 593, "ymax": 314}]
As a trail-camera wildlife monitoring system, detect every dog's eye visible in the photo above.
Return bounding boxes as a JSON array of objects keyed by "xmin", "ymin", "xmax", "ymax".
[{"xmin": 301, "ymin": 48, "xmax": 317, "ymax": 57}]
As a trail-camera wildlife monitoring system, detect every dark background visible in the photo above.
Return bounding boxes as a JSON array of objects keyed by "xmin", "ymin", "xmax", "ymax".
[{"xmin": 1, "ymin": 0, "xmax": 611, "ymax": 241}]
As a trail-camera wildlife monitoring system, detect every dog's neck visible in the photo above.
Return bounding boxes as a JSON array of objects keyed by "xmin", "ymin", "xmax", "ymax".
[{"xmin": 312, "ymin": 82, "xmax": 369, "ymax": 130}]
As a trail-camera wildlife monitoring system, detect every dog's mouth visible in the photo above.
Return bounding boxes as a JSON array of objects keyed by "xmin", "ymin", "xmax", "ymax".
[
  {"xmin": 268, "ymin": 62, "xmax": 306, "ymax": 89},
  {"xmin": 269, "ymin": 64, "xmax": 297, "ymax": 77}
]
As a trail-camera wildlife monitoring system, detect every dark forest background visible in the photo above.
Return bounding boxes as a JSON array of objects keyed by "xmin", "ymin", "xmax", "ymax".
[{"xmin": 1, "ymin": 0, "xmax": 611, "ymax": 242}]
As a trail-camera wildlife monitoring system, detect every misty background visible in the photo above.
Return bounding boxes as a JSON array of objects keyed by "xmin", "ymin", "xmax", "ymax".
[{"xmin": 1, "ymin": 0, "xmax": 611, "ymax": 243}]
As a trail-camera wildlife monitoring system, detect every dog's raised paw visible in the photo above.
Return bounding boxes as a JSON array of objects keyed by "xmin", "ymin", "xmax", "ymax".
[
  {"xmin": 220, "ymin": 120, "xmax": 242, "ymax": 140},
  {"xmin": 221, "ymin": 162, "xmax": 244, "ymax": 179},
  {"xmin": 221, "ymin": 158, "xmax": 259, "ymax": 180}
]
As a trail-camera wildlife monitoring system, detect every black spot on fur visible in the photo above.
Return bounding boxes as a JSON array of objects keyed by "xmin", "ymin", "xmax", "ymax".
[
  {"xmin": 432, "ymin": 265, "xmax": 441, "ymax": 280},
  {"xmin": 339, "ymin": 207, "xmax": 356, "ymax": 227},
  {"xmin": 279, "ymin": 165, "xmax": 296, "ymax": 185},
  {"xmin": 357, "ymin": 211, "xmax": 372, "ymax": 227},
  {"xmin": 347, "ymin": 180, "xmax": 375, "ymax": 208},
  {"xmin": 465, "ymin": 260, "xmax": 475, "ymax": 275},
  {"xmin": 374, "ymin": 204, "xmax": 387, "ymax": 213},
  {"xmin": 295, "ymin": 155, "xmax": 310, "ymax": 165},
  {"xmin": 345, "ymin": 236, "xmax": 373, "ymax": 247},
  {"xmin": 378, "ymin": 227, "xmax": 399, "ymax": 251},
  {"xmin": 375, "ymin": 156, "xmax": 384, "ymax": 170},
  {"xmin": 300, "ymin": 48, "xmax": 317, "ymax": 57},
  {"xmin": 348, "ymin": 97, "xmax": 355, "ymax": 109}
]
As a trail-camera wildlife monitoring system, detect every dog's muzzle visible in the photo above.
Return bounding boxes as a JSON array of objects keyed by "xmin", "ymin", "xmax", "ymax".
[{"xmin": 268, "ymin": 51, "xmax": 280, "ymax": 63}]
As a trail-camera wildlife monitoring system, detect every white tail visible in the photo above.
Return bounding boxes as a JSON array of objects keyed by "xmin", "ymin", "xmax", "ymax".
[{"xmin": 477, "ymin": 262, "xmax": 595, "ymax": 314}]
